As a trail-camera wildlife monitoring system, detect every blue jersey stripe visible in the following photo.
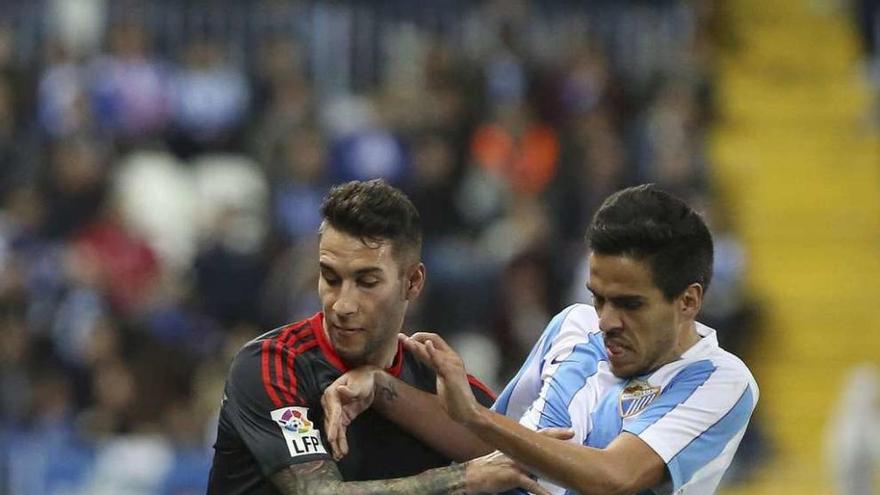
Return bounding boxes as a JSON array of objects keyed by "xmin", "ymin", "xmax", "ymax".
[
  {"xmin": 585, "ymin": 380, "xmax": 626, "ymax": 448},
  {"xmin": 625, "ymin": 360, "xmax": 717, "ymax": 436},
  {"xmin": 536, "ymin": 332, "xmax": 606, "ymax": 429},
  {"xmin": 666, "ymin": 385, "xmax": 755, "ymax": 489},
  {"xmin": 492, "ymin": 306, "xmax": 576, "ymax": 414}
]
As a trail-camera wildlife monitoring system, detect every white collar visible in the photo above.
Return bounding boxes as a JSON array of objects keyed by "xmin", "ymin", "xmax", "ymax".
[{"xmin": 680, "ymin": 322, "xmax": 719, "ymax": 360}]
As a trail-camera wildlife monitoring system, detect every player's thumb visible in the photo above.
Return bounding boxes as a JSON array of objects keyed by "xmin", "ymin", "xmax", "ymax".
[
  {"xmin": 536, "ymin": 427, "xmax": 575, "ymax": 441},
  {"xmin": 337, "ymin": 385, "xmax": 359, "ymax": 400}
]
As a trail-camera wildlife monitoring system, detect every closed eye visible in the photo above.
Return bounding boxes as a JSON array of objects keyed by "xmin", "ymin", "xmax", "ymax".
[
  {"xmin": 612, "ymin": 297, "xmax": 643, "ymax": 310},
  {"xmin": 320, "ymin": 270, "xmax": 340, "ymax": 286}
]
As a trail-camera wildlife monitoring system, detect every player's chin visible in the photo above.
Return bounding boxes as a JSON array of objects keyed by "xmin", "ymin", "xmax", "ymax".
[
  {"xmin": 332, "ymin": 337, "xmax": 369, "ymax": 362},
  {"xmin": 608, "ymin": 359, "xmax": 638, "ymax": 379}
]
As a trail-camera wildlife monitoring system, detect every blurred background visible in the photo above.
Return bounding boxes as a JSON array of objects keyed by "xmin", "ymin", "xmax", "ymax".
[{"xmin": 0, "ymin": 0, "xmax": 877, "ymax": 493}]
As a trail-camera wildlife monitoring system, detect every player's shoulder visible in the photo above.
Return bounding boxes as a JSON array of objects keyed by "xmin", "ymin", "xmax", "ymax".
[
  {"xmin": 705, "ymin": 345, "xmax": 759, "ymax": 398},
  {"xmin": 549, "ymin": 303, "xmax": 601, "ymax": 335},
  {"xmin": 676, "ymin": 327, "xmax": 759, "ymax": 402},
  {"xmin": 234, "ymin": 318, "xmax": 319, "ymax": 365},
  {"xmin": 226, "ymin": 316, "xmax": 323, "ymax": 397},
  {"xmin": 539, "ymin": 304, "xmax": 603, "ymax": 353}
]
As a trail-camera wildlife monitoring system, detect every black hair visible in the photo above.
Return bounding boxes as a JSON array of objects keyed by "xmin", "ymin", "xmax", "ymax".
[
  {"xmin": 320, "ymin": 179, "xmax": 422, "ymax": 261},
  {"xmin": 587, "ymin": 184, "xmax": 713, "ymax": 300}
]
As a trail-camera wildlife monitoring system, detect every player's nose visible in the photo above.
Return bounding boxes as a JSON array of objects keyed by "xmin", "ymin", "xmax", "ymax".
[
  {"xmin": 598, "ymin": 307, "xmax": 623, "ymax": 334},
  {"xmin": 332, "ymin": 283, "xmax": 358, "ymax": 316}
]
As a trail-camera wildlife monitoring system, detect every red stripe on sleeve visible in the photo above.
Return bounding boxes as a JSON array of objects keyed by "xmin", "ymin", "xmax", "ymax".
[
  {"xmin": 278, "ymin": 324, "xmax": 297, "ymax": 343},
  {"xmin": 279, "ymin": 323, "xmax": 312, "ymax": 405},
  {"xmin": 467, "ymin": 374, "xmax": 497, "ymax": 401},
  {"xmin": 261, "ymin": 340, "xmax": 284, "ymax": 408},
  {"xmin": 273, "ymin": 342, "xmax": 295, "ymax": 404},
  {"xmin": 292, "ymin": 340, "xmax": 318, "ymax": 355},
  {"xmin": 281, "ymin": 340, "xmax": 318, "ymax": 404},
  {"xmin": 279, "ymin": 322, "xmax": 309, "ymax": 344},
  {"xmin": 286, "ymin": 342, "xmax": 298, "ymax": 404}
]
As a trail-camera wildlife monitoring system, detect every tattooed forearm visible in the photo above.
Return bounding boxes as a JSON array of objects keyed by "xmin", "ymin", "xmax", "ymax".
[
  {"xmin": 272, "ymin": 461, "xmax": 465, "ymax": 495},
  {"xmin": 271, "ymin": 459, "xmax": 467, "ymax": 495},
  {"xmin": 378, "ymin": 381, "xmax": 398, "ymax": 403}
]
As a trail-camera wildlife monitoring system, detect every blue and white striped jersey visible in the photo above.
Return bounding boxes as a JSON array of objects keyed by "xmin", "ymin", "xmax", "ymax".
[{"xmin": 493, "ymin": 304, "xmax": 759, "ymax": 495}]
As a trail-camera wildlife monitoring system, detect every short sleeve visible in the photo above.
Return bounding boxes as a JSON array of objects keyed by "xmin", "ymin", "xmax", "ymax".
[
  {"xmin": 492, "ymin": 305, "xmax": 581, "ymax": 418},
  {"xmin": 223, "ymin": 340, "xmax": 332, "ymax": 476}
]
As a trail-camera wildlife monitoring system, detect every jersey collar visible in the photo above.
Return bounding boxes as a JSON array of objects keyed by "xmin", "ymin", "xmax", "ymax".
[
  {"xmin": 680, "ymin": 322, "xmax": 719, "ymax": 360},
  {"xmin": 310, "ymin": 312, "xmax": 404, "ymax": 377}
]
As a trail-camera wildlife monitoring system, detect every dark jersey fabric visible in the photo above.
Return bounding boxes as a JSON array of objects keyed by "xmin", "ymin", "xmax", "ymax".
[{"xmin": 207, "ymin": 312, "xmax": 495, "ymax": 494}]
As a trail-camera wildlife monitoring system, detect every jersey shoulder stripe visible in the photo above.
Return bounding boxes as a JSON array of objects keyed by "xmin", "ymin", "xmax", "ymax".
[
  {"xmin": 258, "ymin": 319, "xmax": 319, "ymax": 407},
  {"xmin": 667, "ymin": 384, "xmax": 755, "ymax": 489}
]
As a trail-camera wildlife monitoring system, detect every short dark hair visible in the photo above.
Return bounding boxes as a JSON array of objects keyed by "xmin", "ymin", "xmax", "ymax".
[
  {"xmin": 320, "ymin": 179, "xmax": 422, "ymax": 262},
  {"xmin": 587, "ymin": 184, "xmax": 713, "ymax": 300}
]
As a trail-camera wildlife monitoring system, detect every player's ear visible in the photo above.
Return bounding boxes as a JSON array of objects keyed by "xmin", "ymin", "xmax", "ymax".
[
  {"xmin": 404, "ymin": 262, "xmax": 426, "ymax": 301},
  {"xmin": 679, "ymin": 283, "xmax": 703, "ymax": 318}
]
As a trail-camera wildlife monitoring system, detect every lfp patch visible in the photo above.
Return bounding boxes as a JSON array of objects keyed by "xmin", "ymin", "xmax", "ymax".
[
  {"xmin": 618, "ymin": 379, "xmax": 661, "ymax": 418},
  {"xmin": 271, "ymin": 407, "xmax": 327, "ymax": 457}
]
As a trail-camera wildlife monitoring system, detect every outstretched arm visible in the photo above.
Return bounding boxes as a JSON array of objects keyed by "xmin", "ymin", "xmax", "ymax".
[
  {"xmin": 322, "ymin": 362, "xmax": 491, "ymax": 462},
  {"xmin": 405, "ymin": 333, "xmax": 667, "ymax": 495},
  {"xmin": 270, "ymin": 450, "xmax": 549, "ymax": 495}
]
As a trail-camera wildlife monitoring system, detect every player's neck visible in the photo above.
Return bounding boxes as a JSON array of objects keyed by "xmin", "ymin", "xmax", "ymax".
[
  {"xmin": 369, "ymin": 340, "xmax": 399, "ymax": 369},
  {"xmin": 342, "ymin": 336, "xmax": 398, "ymax": 370},
  {"xmin": 674, "ymin": 321, "xmax": 701, "ymax": 356}
]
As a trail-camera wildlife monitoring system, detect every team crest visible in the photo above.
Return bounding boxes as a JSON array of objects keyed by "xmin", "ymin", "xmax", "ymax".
[{"xmin": 618, "ymin": 379, "xmax": 660, "ymax": 418}]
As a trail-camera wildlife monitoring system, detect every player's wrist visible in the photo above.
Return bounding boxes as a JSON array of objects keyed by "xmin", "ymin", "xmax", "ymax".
[
  {"xmin": 461, "ymin": 403, "xmax": 490, "ymax": 430},
  {"xmin": 416, "ymin": 463, "xmax": 467, "ymax": 495},
  {"xmin": 461, "ymin": 458, "xmax": 483, "ymax": 495},
  {"xmin": 371, "ymin": 368, "xmax": 392, "ymax": 398}
]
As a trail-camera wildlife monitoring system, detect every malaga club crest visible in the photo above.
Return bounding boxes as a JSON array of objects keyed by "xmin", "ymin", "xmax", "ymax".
[{"xmin": 618, "ymin": 379, "xmax": 660, "ymax": 418}]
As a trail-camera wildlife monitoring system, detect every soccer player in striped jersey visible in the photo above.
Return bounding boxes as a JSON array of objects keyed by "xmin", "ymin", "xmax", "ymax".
[
  {"xmin": 207, "ymin": 179, "xmax": 551, "ymax": 495},
  {"xmin": 324, "ymin": 184, "xmax": 759, "ymax": 494}
]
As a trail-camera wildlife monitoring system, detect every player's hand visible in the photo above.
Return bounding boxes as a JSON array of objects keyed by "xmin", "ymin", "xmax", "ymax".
[
  {"xmin": 464, "ymin": 450, "xmax": 550, "ymax": 495},
  {"xmin": 536, "ymin": 427, "xmax": 576, "ymax": 441},
  {"xmin": 401, "ymin": 332, "xmax": 480, "ymax": 426},
  {"xmin": 321, "ymin": 365, "xmax": 380, "ymax": 460}
]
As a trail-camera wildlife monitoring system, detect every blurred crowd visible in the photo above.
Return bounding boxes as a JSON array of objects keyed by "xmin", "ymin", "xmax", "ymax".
[{"xmin": 0, "ymin": 1, "xmax": 764, "ymax": 493}]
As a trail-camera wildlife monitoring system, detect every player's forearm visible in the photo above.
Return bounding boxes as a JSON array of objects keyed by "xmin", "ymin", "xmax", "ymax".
[
  {"xmin": 272, "ymin": 459, "xmax": 468, "ymax": 495},
  {"xmin": 372, "ymin": 372, "xmax": 492, "ymax": 461},
  {"xmin": 465, "ymin": 407, "xmax": 633, "ymax": 495}
]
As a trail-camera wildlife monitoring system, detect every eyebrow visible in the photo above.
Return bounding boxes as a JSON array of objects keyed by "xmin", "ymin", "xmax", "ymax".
[
  {"xmin": 586, "ymin": 285, "xmax": 643, "ymax": 301},
  {"xmin": 319, "ymin": 262, "xmax": 383, "ymax": 276},
  {"xmin": 354, "ymin": 267, "xmax": 383, "ymax": 276}
]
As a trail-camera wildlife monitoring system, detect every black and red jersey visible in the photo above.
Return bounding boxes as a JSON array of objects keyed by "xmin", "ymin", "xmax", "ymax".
[{"xmin": 207, "ymin": 312, "xmax": 495, "ymax": 494}]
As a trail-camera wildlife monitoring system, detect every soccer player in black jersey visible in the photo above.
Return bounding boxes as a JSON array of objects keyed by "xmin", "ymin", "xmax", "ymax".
[{"xmin": 207, "ymin": 179, "xmax": 552, "ymax": 495}]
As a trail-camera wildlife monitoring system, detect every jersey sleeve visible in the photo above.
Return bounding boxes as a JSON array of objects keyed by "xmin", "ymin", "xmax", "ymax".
[
  {"xmin": 467, "ymin": 374, "xmax": 497, "ymax": 407},
  {"xmin": 622, "ymin": 360, "xmax": 758, "ymax": 491},
  {"xmin": 492, "ymin": 306, "xmax": 579, "ymax": 419},
  {"xmin": 222, "ymin": 339, "xmax": 332, "ymax": 476},
  {"xmin": 493, "ymin": 305, "xmax": 602, "ymax": 444}
]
